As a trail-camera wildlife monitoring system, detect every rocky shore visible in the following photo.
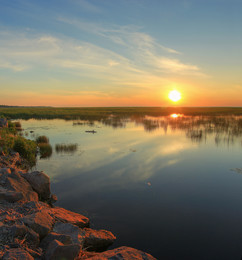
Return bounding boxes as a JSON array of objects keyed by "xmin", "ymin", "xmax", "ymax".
[{"xmin": 0, "ymin": 152, "xmax": 156, "ymax": 259}]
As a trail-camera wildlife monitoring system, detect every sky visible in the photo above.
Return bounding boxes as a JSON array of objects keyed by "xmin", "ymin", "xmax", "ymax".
[{"xmin": 0, "ymin": 0, "xmax": 242, "ymax": 107}]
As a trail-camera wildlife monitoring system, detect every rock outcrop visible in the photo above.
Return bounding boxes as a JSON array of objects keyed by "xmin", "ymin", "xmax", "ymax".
[
  {"xmin": 51, "ymin": 206, "xmax": 90, "ymax": 228},
  {"xmin": 87, "ymin": 246, "xmax": 157, "ymax": 260},
  {"xmin": 21, "ymin": 171, "xmax": 51, "ymax": 200},
  {"xmin": 81, "ymin": 228, "xmax": 116, "ymax": 251},
  {"xmin": 21, "ymin": 209, "xmax": 55, "ymax": 239},
  {"xmin": 0, "ymin": 168, "xmax": 38, "ymax": 202},
  {"xmin": 45, "ymin": 239, "xmax": 80, "ymax": 260},
  {"xmin": 0, "ymin": 152, "xmax": 156, "ymax": 259}
]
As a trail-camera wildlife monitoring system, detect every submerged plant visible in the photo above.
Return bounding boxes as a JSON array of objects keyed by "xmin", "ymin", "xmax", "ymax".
[
  {"xmin": 38, "ymin": 143, "xmax": 53, "ymax": 159},
  {"xmin": 55, "ymin": 143, "xmax": 78, "ymax": 153},
  {"xmin": 36, "ymin": 135, "xmax": 49, "ymax": 144},
  {"xmin": 14, "ymin": 121, "xmax": 22, "ymax": 129}
]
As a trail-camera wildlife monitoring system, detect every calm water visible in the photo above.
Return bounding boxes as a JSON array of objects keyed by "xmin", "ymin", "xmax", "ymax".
[{"xmin": 20, "ymin": 115, "xmax": 242, "ymax": 259}]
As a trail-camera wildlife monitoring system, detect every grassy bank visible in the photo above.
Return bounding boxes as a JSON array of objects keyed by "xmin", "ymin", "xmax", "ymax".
[
  {"xmin": 1, "ymin": 107, "xmax": 242, "ymax": 120},
  {"xmin": 0, "ymin": 122, "xmax": 37, "ymax": 166}
]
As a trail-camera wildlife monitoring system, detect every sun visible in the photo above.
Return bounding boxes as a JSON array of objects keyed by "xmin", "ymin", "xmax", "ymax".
[{"xmin": 168, "ymin": 90, "xmax": 181, "ymax": 102}]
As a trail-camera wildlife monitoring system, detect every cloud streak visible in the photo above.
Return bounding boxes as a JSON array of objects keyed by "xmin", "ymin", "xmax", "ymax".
[{"xmin": 0, "ymin": 20, "xmax": 207, "ymax": 98}]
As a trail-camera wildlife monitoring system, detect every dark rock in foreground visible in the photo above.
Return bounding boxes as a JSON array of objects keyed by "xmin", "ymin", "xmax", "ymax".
[
  {"xmin": 87, "ymin": 246, "xmax": 156, "ymax": 259},
  {"xmin": 81, "ymin": 228, "xmax": 116, "ymax": 251},
  {"xmin": 2, "ymin": 248, "xmax": 34, "ymax": 260},
  {"xmin": 21, "ymin": 171, "xmax": 51, "ymax": 200},
  {"xmin": 45, "ymin": 239, "xmax": 80, "ymax": 260},
  {"xmin": 0, "ymin": 168, "xmax": 38, "ymax": 202},
  {"xmin": 0, "ymin": 152, "xmax": 156, "ymax": 259},
  {"xmin": 21, "ymin": 209, "xmax": 55, "ymax": 239},
  {"xmin": 51, "ymin": 206, "xmax": 90, "ymax": 228}
]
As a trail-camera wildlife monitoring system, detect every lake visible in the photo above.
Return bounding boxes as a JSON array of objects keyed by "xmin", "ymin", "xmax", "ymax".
[{"xmin": 19, "ymin": 114, "xmax": 242, "ymax": 259}]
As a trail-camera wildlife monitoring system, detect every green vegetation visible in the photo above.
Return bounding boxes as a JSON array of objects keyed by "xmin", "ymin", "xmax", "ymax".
[
  {"xmin": 35, "ymin": 135, "xmax": 52, "ymax": 158},
  {"xmin": 7, "ymin": 121, "xmax": 22, "ymax": 133},
  {"xmin": 0, "ymin": 128, "xmax": 15, "ymax": 153},
  {"xmin": 13, "ymin": 137, "xmax": 37, "ymax": 165},
  {"xmin": 36, "ymin": 135, "xmax": 49, "ymax": 144},
  {"xmin": 55, "ymin": 143, "xmax": 78, "ymax": 153},
  {"xmin": 14, "ymin": 121, "xmax": 22, "ymax": 128},
  {"xmin": 1, "ymin": 107, "xmax": 242, "ymax": 121},
  {"xmin": 38, "ymin": 143, "xmax": 52, "ymax": 158},
  {"xmin": 0, "ymin": 125, "xmax": 37, "ymax": 166}
]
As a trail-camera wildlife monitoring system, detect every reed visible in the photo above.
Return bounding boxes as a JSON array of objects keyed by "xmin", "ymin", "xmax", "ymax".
[
  {"xmin": 55, "ymin": 143, "xmax": 78, "ymax": 153},
  {"xmin": 36, "ymin": 135, "xmax": 49, "ymax": 144}
]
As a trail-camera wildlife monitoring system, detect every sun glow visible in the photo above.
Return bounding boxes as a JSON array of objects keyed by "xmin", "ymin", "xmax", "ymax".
[
  {"xmin": 170, "ymin": 113, "xmax": 183, "ymax": 118},
  {"xmin": 168, "ymin": 90, "xmax": 181, "ymax": 102}
]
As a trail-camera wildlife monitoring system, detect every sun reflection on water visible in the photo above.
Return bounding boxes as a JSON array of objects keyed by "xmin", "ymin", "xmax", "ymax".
[{"xmin": 170, "ymin": 113, "xmax": 183, "ymax": 118}]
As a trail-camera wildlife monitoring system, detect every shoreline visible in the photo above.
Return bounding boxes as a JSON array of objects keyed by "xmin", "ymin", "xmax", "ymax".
[{"xmin": 0, "ymin": 152, "xmax": 156, "ymax": 259}]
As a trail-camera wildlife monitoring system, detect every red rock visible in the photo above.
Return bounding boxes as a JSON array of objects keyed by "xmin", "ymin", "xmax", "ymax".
[
  {"xmin": 81, "ymin": 228, "xmax": 116, "ymax": 251},
  {"xmin": 40, "ymin": 232, "xmax": 72, "ymax": 250},
  {"xmin": 21, "ymin": 171, "xmax": 50, "ymax": 200},
  {"xmin": 45, "ymin": 239, "xmax": 80, "ymax": 260},
  {"xmin": 53, "ymin": 222, "xmax": 80, "ymax": 244},
  {"xmin": 21, "ymin": 209, "xmax": 54, "ymax": 238},
  {"xmin": 2, "ymin": 248, "xmax": 34, "ymax": 260},
  {"xmin": 87, "ymin": 246, "xmax": 157, "ymax": 260},
  {"xmin": 0, "ymin": 168, "xmax": 38, "ymax": 201},
  {"xmin": 51, "ymin": 207, "xmax": 89, "ymax": 228}
]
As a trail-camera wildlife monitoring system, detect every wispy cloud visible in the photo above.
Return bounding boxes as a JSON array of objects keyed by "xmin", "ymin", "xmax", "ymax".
[
  {"xmin": 56, "ymin": 18, "xmax": 207, "ymax": 77},
  {"xmin": 0, "ymin": 61, "xmax": 28, "ymax": 72},
  {"xmin": 0, "ymin": 19, "xmax": 207, "ymax": 89},
  {"xmin": 72, "ymin": 0, "xmax": 102, "ymax": 13},
  {"xmin": 57, "ymin": 17, "xmax": 181, "ymax": 54}
]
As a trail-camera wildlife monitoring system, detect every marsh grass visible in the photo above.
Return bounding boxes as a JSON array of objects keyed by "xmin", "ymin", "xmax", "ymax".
[
  {"xmin": 55, "ymin": 143, "xmax": 78, "ymax": 153},
  {"xmin": 14, "ymin": 121, "xmax": 22, "ymax": 130},
  {"xmin": 0, "ymin": 125, "xmax": 37, "ymax": 166},
  {"xmin": 13, "ymin": 137, "xmax": 37, "ymax": 165},
  {"xmin": 38, "ymin": 143, "xmax": 52, "ymax": 159},
  {"xmin": 36, "ymin": 135, "xmax": 49, "ymax": 144},
  {"xmin": 1, "ymin": 107, "xmax": 242, "ymax": 121}
]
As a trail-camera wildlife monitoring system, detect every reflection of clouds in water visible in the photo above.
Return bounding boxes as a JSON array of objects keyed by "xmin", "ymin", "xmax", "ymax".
[
  {"xmin": 23, "ymin": 118, "xmax": 199, "ymax": 193},
  {"xmin": 231, "ymin": 168, "xmax": 242, "ymax": 174},
  {"xmin": 159, "ymin": 142, "xmax": 197, "ymax": 156},
  {"xmin": 52, "ymin": 157, "xmax": 181, "ymax": 196},
  {"xmin": 47, "ymin": 132, "xmax": 193, "ymax": 187},
  {"xmin": 108, "ymin": 147, "xmax": 120, "ymax": 154}
]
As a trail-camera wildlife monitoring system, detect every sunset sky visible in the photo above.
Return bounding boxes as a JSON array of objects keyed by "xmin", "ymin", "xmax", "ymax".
[{"xmin": 0, "ymin": 0, "xmax": 241, "ymax": 107}]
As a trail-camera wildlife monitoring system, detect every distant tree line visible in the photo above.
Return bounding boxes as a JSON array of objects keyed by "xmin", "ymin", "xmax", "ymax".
[{"xmin": 0, "ymin": 105, "xmax": 16, "ymax": 107}]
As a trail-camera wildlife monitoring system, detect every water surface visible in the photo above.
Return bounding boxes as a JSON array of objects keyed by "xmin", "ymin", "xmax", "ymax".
[{"xmin": 20, "ymin": 115, "xmax": 242, "ymax": 259}]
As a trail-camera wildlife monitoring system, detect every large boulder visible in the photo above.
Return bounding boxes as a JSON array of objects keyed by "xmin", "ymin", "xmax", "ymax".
[
  {"xmin": 40, "ymin": 232, "xmax": 72, "ymax": 250},
  {"xmin": 21, "ymin": 171, "xmax": 50, "ymax": 200},
  {"xmin": 21, "ymin": 209, "xmax": 54, "ymax": 239},
  {"xmin": 81, "ymin": 228, "xmax": 116, "ymax": 251},
  {"xmin": 45, "ymin": 239, "xmax": 80, "ymax": 260},
  {"xmin": 51, "ymin": 207, "xmax": 89, "ymax": 228},
  {"xmin": 87, "ymin": 246, "xmax": 157, "ymax": 260},
  {"xmin": 0, "ymin": 168, "xmax": 38, "ymax": 202},
  {"xmin": 53, "ymin": 222, "xmax": 80, "ymax": 244}
]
